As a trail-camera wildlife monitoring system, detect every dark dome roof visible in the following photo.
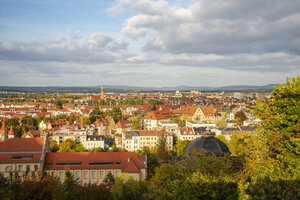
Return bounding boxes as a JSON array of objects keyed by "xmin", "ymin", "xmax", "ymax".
[{"xmin": 185, "ymin": 137, "xmax": 231, "ymax": 157}]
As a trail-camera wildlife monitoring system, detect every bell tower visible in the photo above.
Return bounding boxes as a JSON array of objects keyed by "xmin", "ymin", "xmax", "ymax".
[
  {"xmin": 0, "ymin": 120, "xmax": 8, "ymax": 142},
  {"xmin": 101, "ymin": 87, "xmax": 104, "ymax": 100}
]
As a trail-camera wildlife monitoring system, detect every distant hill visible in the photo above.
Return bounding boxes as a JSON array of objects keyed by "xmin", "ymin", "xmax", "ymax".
[{"xmin": 0, "ymin": 84, "xmax": 278, "ymax": 93}]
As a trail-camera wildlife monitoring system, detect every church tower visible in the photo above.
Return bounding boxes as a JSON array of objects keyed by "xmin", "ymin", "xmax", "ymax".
[
  {"xmin": 8, "ymin": 126, "xmax": 15, "ymax": 139},
  {"xmin": 0, "ymin": 120, "xmax": 8, "ymax": 142},
  {"xmin": 101, "ymin": 87, "xmax": 104, "ymax": 100}
]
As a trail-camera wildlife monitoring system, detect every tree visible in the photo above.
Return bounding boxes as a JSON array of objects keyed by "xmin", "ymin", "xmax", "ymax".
[
  {"xmin": 109, "ymin": 144, "xmax": 118, "ymax": 152},
  {"xmin": 103, "ymin": 172, "xmax": 115, "ymax": 185},
  {"xmin": 155, "ymin": 135, "xmax": 171, "ymax": 164},
  {"xmin": 150, "ymin": 154, "xmax": 242, "ymax": 200},
  {"xmin": 243, "ymin": 76, "xmax": 300, "ymax": 199},
  {"xmin": 6, "ymin": 117, "xmax": 20, "ymax": 126},
  {"xmin": 136, "ymin": 147, "xmax": 159, "ymax": 179},
  {"xmin": 216, "ymin": 116, "xmax": 227, "ymax": 127},
  {"xmin": 67, "ymin": 113, "xmax": 77, "ymax": 124},
  {"xmin": 89, "ymin": 107, "xmax": 103, "ymax": 123},
  {"xmin": 234, "ymin": 110, "xmax": 248, "ymax": 126},
  {"xmin": 129, "ymin": 116, "xmax": 141, "ymax": 130},
  {"xmin": 173, "ymin": 140, "xmax": 191, "ymax": 157},
  {"xmin": 63, "ymin": 170, "xmax": 77, "ymax": 200},
  {"xmin": 74, "ymin": 144, "xmax": 86, "ymax": 152},
  {"xmin": 50, "ymin": 140, "xmax": 59, "ymax": 152},
  {"xmin": 21, "ymin": 115, "xmax": 38, "ymax": 127},
  {"xmin": 58, "ymin": 139, "xmax": 76, "ymax": 152}
]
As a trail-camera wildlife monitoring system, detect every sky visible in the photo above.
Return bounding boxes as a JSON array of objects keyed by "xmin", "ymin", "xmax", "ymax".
[{"xmin": 0, "ymin": 0, "xmax": 299, "ymax": 87}]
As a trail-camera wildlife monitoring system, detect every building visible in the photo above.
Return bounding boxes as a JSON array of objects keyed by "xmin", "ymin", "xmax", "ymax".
[
  {"xmin": 0, "ymin": 137, "xmax": 147, "ymax": 185},
  {"xmin": 139, "ymin": 130, "xmax": 173, "ymax": 151},
  {"xmin": 82, "ymin": 135, "xmax": 105, "ymax": 150},
  {"xmin": 0, "ymin": 120, "xmax": 8, "ymax": 142},
  {"xmin": 101, "ymin": 87, "xmax": 104, "ymax": 100},
  {"xmin": 0, "ymin": 137, "xmax": 48, "ymax": 180},
  {"xmin": 143, "ymin": 111, "xmax": 172, "ymax": 130},
  {"xmin": 44, "ymin": 152, "xmax": 147, "ymax": 185},
  {"xmin": 122, "ymin": 131, "xmax": 140, "ymax": 151}
]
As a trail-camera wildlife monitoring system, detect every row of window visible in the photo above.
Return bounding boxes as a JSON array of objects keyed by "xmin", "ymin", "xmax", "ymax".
[
  {"xmin": 53, "ymin": 170, "xmax": 120, "ymax": 181},
  {"xmin": 5, "ymin": 165, "xmax": 39, "ymax": 172}
]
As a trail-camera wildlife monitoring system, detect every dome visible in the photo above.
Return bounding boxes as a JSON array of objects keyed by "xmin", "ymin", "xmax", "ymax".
[{"xmin": 185, "ymin": 137, "xmax": 231, "ymax": 157}]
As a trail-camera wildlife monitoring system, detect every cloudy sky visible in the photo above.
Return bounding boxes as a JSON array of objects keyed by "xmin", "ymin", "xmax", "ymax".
[{"xmin": 0, "ymin": 0, "xmax": 299, "ymax": 87}]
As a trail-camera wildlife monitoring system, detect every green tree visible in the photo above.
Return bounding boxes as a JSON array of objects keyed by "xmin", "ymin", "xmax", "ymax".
[
  {"xmin": 129, "ymin": 116, "xmax": 141, "ymax": 130},
  {"xmin": 155, "ymin": 135, "xmax": 171, "ymax": 164},
  {"xmin": 74, "ymin": 144, "xmax": 86, "ymax": 152},
  {"xmin": 136, "ymin": 147, "xmax": 159, "ymax": 179},
  {"xmin": 244, "ymin": 76, "xmax": 300, "ymax": 199},
  {"xmin": 63, "ymin": 170, "xmax": 77, "ymax": 200},
  {"xmin": 6, "ymin": 117, "xmax": 20, "ymax": 126},
  {"xmin": 21, "ymin": 115, "xmax": 38, "ymax": 127},
  {"xmin": 50, "ymin": 140, "xmax": 59, "ymax": 152},
  {"xmin": 58, "ymin": 139, "xmax": 76, "ymax": 152},
  {"xmin": 111, "ymin": 178, "xmax": 150, "ymax": 200},
  {"xmin": 151, "ymin": 154, "xmax": 242, "ymax": 200},
  {"xmin": 68, "ymin": 113, "xmax": 77, "ymax": 124},
  {"xmin": 103, "ymin": 172, "xmax": 115, "ymax": 185},
  {"xmin": 173, "ymin": 140, "xmax": 191, "ymax": 157},
  {"xmin": 89, "ymin": 107, "xmax": 103, "ymax": 123}
]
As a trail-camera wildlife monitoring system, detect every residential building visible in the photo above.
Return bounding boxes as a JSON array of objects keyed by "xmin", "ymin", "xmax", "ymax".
[
  {"xmin": 44, "ymin": 152, "xmax": 147, "ymax": 185},
  {"xmin": 139, "ymin": 130, "xmax": 173, "ymax": 151},
  {"xmin": 0, "ymin": 137, "xmax": 48, "ymax": 180}
]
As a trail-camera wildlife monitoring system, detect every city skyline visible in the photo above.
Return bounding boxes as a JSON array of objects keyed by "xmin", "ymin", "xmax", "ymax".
[{"xmin": 0, "ymin": 0, "xmax": 299, "ymax": 87}]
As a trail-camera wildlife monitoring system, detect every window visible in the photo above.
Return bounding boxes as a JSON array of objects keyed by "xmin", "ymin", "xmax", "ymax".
[
  {"xmin": 18, "ymin": 165, "xmax": 22, "ymax": 172},
  {"xmin": 92, "ymin": 171, "xmax": 96, "ymax": 179},
  {"xmin": 26, "ymin": 165, "xmax": 30, "ymax": 172},
  {"xmin": 34, "ymin": 165, "xmax": 38, "ymax": 171},
  {"xmin": 100, "ymin": 171, "xmax": 104, "ymax": 179},
  {"xmin": 5, "ymin": 166, "xmax": 11, "ymax": 172},
  {"xmin": 84, "ymin": 171, "xmax": 88, "ymax": 179},
  {"xmin": 51, "ymin": 171, "xmax": 55, "ymax": 177},
  {"xmin": 75, "ymin": 171, "xmax": 80, "ymax": 179},
  {"xmin": 59, "ymin": 171, "xmax": 64, "ymax": 181}
]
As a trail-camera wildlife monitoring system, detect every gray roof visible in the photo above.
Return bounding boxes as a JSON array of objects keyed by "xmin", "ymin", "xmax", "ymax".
[
  {"xmin": 185, "ymin": 137, "xmax": 231, "ymax": 157},
  {"xmin": 193, "ymin": 127, "xmax": 215, "ymax": 136},
  {"xmin": 124, "ymin": 131, "xmax": 139, "ymax": 139}
]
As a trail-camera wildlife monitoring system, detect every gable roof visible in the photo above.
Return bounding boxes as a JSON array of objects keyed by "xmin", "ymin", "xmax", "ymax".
[
  {"xmin": 44, "ymin": 152, "xmax": 146, "ymax": 171},
  {"xmin": 0, "ymin": 138, "xmax": 44, "ymax": 153},
  {"xmin": 122, "ymin": 158, "xmax": 140, "ymax": 173}
]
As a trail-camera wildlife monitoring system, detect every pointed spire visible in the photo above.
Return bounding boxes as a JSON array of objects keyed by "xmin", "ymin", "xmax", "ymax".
[
  {"xmin": 8, "ymin": 126, "xmax": 14, "ymax": 136},
  {"xmin": 1, "ymin": 120, "xmax": 7, "ymax": 131}
]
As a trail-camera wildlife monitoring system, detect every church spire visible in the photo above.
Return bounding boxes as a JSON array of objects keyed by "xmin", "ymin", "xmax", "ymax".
[{"xmin": 8, "ymin": 126, "xmax": 15, "ymax": 138}]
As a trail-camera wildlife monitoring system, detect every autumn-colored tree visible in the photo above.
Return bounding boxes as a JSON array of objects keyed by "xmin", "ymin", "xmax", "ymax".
[
  {"xmin": 234, "ymin": 110, "xmax": 248, "ymax": 126},
  {"xmin": 244, "ymin": 76, "xmax": 300, "ymax": 199},
  {"xmin": 173, "ymin": 140, "xmax": 191, "ymax": 157}
]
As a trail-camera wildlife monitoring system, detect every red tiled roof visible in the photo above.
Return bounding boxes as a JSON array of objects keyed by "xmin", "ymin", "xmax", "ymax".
[
  {"xmin": 139, "ymin": 130, "xmax": 172, "ymax": 137},
  {"xmin": 8, "ymin": 127, "xmax": 14, "ymax": 136},
  {"xmin": 44, "ymin": 152, "xmax": 146, "ymax": 171},
  {"xmin": 122, "ymin": 158, "xmax": 140, "ymax": 173},
  {"xmin": 0, "ymin": 153, "xmax": 42, "ymax": 163},
  {"xmin": 179, "ymin": 128, "xmax": 194, "ymax": 136},
  {"xmin": 0, "ymin": 138, "xmax": 44, "ymax": 152},
  {"xmin": 200, "ymin": 105, "xmax": 215, "ymax": 116}
]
